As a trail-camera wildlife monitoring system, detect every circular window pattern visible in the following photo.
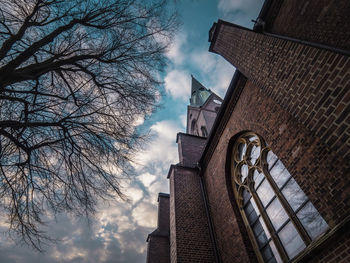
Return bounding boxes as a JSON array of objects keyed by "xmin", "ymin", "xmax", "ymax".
[
  {"xmin": 233, "ymin": 133, "xmax": 263, "ymax": 187},
  {"xmin": 231, "ymin": 132, "xmax": 328, "ymax": 263}
]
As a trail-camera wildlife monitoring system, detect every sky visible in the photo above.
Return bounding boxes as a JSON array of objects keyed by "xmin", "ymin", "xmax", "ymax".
[{"xmin": 0, "ymin": 0, "xmax": 263, "ymax": 262}]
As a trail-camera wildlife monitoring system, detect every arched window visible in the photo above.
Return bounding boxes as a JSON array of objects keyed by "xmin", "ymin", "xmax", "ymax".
[
  {"xmin": 231, "ymin": 132, "xmax": 328, "ymax": 262},
  {"xmin": 201, "ymin": 126, "xmax": 208, "ymax": 137},
  {"xmin": 191, "ymin": 120, "xmax": 198, "ymax": 136}
]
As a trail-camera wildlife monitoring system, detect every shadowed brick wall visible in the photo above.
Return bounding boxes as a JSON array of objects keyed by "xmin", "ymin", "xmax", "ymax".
[
  {"xmin": 169, "ymin": 167, "xmax": 177, "ymax": 262},
  {"xmin": 202, "ymin": 77, "xmax": 350, "ymax": 262},
  {"xmin": 210, "ymin": 21, "xmax": 350, "ymax": 162},
  {"xmin": 147, "ymin": 236, "xmax": 170, "ymax": 263},
  {"xmin": 169, "ymin": 165, "xmax": 215, "ymax": 262},
  {"xmin": 267, "ymin": 0, "xmax": 350, "ymax": 50},
  {"xmin": 158, "ymin": 194, "xmax": 170, "ymax": 235},
  {"xmin": 177, "ymin": 133, "xmax": 206, "ymax": 167}
]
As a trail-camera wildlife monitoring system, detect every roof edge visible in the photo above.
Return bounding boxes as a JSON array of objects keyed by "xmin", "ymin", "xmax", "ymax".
[
  {"xmin": 167, "ymin": 163, "xmax": 199, "ymax": 178},
  {"xmin": 158, "ymin": 193, "xmax": 169, "ymax": 202},
  {"xmin": 209, "ymin": 19, "xmax": 254, "ymax": 52},
  {"xmin": 176, "ymin": 132, "xmax": 207, "ymax": 143},
  {"xmin": 199, "ymin": 70, "xmax": 242, "ymax": 167}
]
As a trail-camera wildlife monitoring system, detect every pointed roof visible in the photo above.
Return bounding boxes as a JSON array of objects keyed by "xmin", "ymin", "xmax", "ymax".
[
  {"xmin": 191, "ymin": 75, "xmax": 207, "ymax": 94},
  {"xmin": 190, "ymin": 75, "xmax": 212, "ymax": 107}
]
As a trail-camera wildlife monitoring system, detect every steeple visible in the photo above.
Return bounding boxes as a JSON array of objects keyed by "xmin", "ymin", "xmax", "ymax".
[{"xmin": 190, "ymin": 75, "xmax": 212, "ymax": 107}]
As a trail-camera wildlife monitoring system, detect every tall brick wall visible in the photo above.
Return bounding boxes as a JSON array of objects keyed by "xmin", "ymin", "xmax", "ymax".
[
  {"xmin": 169, "ymin": 168, "xmax": 177, "ymax": 263},
  {"xmin": 268, "ymin": 0, "xmax": 350, "ymax": 50},
  {"xmin": 210, "ymin": 21, "xmax": 350, "ymax": 162},
  {"xmin": 169, "ymin": 165, "xmax": 215, "ymax": 262},
  {"xmin": 202, "ymin": 78, "xmax": 350, "ymax": 262},
  {"xmin": 158, "ymin": 194, "xmax": 170, "ymax": 235},
  {"xmin": 147, "ymin": 236, "xmax": 170, "ymax": 263},
  {"xmin": 309, "ymin": 228, "xmax": 350, "ymax": 263},
  {"xmin": 147, "ymin": 193, "xmax": 170, "ymax": 263}
]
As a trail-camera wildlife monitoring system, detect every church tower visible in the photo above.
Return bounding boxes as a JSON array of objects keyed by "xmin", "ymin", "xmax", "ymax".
[
  {"xmin": 146, "ymin": 76, "xmax": 223, "ymax": 263},
  {"xmin": 187, "ymin": 75, "xmax": 222, "ymax": 137}
]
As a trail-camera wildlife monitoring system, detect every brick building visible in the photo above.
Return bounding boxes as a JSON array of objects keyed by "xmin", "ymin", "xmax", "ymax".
[{"xmin": 146, "ymin": 1, "xmax": 350, "ymax": 262}]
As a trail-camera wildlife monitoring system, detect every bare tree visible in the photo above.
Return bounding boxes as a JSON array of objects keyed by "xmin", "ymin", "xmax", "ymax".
[{"xmin": 0, "ymin": 0, "xmax": 177, "ymax": 250}]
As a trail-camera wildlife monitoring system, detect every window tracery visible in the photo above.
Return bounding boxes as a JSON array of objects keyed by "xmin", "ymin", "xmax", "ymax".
[{"xmin": 231, "ymin": 132, "xmax": 328, "ymax": 262}]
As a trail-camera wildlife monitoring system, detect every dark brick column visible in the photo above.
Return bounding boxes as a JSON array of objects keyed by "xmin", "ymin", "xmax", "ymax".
[
  {"xmin": 147, "ymin": 193, "xmax": 170, "ymax": 263},
  {"xmin": 169, "ymin": 165, "xmax": 215, "ymax": 263}
]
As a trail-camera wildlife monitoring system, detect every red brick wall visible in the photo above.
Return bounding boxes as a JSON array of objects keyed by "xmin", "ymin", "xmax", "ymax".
[
  {"xmin": 157, "ymin": 194, "xmax": 170, "ymax": 235},
  {"xmin": 147, "ymin": 194, "xmax": 170, "ymax": 263},
  {"xmin": 201, "ymin": 77, "xmax": 258, "ymax": 263},
  {"xmin": 210, "ymin": 21, "xmax": 350, "ymax": 162},
  {"xmin": 177, "ymin": 133, "xmax": 206, "ymax": 167},
  {"xmin": 169, "ymin": 165, "xmax": 215, "ymax": 262},
  {"xmin": 202, "ymin": 78, "xmax": 350, "ymax": 262},
  {"xmin": 147, "ymin": 236, "xmax": 170, "ymax": 263},
  {"xmin": 268, "ymin": 0, "xmax": 350, "ymax": 50},
  {"xmin": 169, "ymin": 168, "xmax": 177, "ymax": 262},
  {"xmin": 309, "ymin": 229, "xmax": 350, "ymax": 263}
]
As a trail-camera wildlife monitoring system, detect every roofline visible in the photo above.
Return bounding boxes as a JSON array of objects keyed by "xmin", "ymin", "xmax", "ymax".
[
  {"xmin": 199, "ymin": 70, "xmax": 242, "ymax": 167},
  {"xmin": 157, "ymin": 192, "xmax": 169, "ymax": 202},
  {"xmin": 201, "ymin": 92, "xmax": 223, "ymax": 109},
  {"xmin": 167, "ymin": 163, "xmax": 199, "ymax": 179},
  {"xmin": 176, "ymin": 132, "xmax": 206, "ymax": 143},
  {"xmin": 146, "ymin": 232, "xmax": 169, "ymax": 242},
  {"xmin": 209, "ymin": 19, "xmax": 254, "ymax": 52}
]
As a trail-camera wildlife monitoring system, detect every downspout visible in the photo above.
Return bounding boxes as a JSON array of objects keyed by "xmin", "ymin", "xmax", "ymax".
[{"xmin": 197, "ymin": 164, "xmax": 222, "ymax": 263}]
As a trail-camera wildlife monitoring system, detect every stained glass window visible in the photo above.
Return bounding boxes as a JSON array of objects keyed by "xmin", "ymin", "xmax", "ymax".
[{"xmin": 231, "ymin": 132, "xmax": 328, "ymax": 262}]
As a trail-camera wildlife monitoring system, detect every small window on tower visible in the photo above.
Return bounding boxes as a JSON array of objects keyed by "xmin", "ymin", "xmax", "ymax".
[{"xmin": 201, "ymin": 126, "xmax": 208, "ymax": 137}]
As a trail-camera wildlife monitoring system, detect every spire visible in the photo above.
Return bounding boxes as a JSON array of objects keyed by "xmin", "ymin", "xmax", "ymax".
[{"xmin": 190, "ymin": 75, "xmax": 212, "ymax": 106}]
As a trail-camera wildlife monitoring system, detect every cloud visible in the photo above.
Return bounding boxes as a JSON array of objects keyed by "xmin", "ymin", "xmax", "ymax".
[
  {"xmin": 166, "ymin": 33, "xmax": 187, "ymax": 65},
  {"xmin": 217, "ymin": 0, "xmax": 264, "ymax": 27},
  {"xmin": 126, "ymin": 187, "xmax": 144, "ymax": 204},
  {"xmin": 164, "ymin": 69, "xmax": 191, "ymax": 99},
  {"xmin": 132, "ymin": 201, "xmax": 157, "ymax": 228},
  {"xmin": 138, "ymin": 172, "xmax": 157, "ymax": 188},
  {"xmin": 190, "ymin": 50, "xmax": 235, "ymax": 97},
  {"xmin": 134, "ymin": 120, "xmax": 180, "ymax": 170}
]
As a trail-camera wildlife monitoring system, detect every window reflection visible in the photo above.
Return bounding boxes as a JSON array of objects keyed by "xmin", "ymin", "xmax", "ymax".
[
  {"xmin": 269, "ymin": 160, "xmax": 290, "ymax": 188},
  {"xmin": 256, "ymin": 179, "xmax": 274, "ymax": 207},
  {"xmin": 238, "ymin": 143, "xmax": 246, "ymax": 161},
  {"xmin": 267, "ymin": 151, "xmax": 278, "ymax": 169},
  {"xmin": 233, "ymin": 132, "xmax": 328, "ymax": 262},
  {"xmin": 243, "ymin": 190, "xmax": 278, "ymax": 263},
  {"xmin": 266, "ymin": 198, "xmax": 289, "ymax": 231},
  {"xmin": 297, "ymin": 201, "xmax": 328, "ymax": 239},
  {"xmin": 278, "ymin": 222, "xmax": 306, "ymax": 259},
  {"xmin": 241, "ymin": 164, "xmax": 248, "ymax": 182},
  {"xmin": 250, "ymin": 145, "xmax": 261, "ymax": 165},
  {"xmin": 253, "ymin": 170, "xmax": 264, "ymax": 189},
  {"xmin": 282, "ymin": 178, "xmax": 307, "ymax": 211}
]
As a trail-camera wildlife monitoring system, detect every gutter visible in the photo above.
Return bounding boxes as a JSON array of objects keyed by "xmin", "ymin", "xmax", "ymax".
[
  {"xmin": 262, "ymin": 31, "xmax": 350, "ymax": 56},
  {"xmin": 253, "ymin": 0, "xmax": 350, "ymax": 56}
]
